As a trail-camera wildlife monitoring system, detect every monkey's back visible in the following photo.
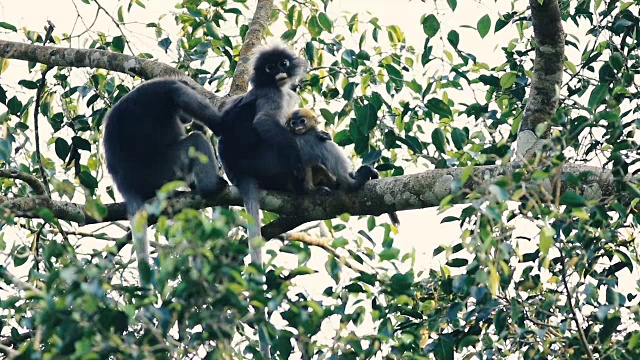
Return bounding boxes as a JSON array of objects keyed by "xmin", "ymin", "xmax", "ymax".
[
  {"xmin": 103, "ymin": 78, "xmax": 189, "ymax": 205},
  {"xmin": 296, "ymin": 130, "xmax": 353, "ymax": 181}
]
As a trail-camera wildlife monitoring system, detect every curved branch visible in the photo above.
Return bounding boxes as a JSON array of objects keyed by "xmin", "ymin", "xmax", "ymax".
[
  {"xmin": 0, "ymin": 169, "xmax": 47, "ymax": 195},
  {"xmin": 228, "ymin": 0, "xmax": 274, "ymax": 96}
]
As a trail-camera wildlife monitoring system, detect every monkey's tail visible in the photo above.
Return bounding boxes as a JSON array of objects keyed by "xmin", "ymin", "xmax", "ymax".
[
  {"xmin": 238, "ymin": 179, "xmax": 270, "ymax": 357},
  {"xmin": 129, "ymin": 208, "xmax": 151, "ymax": 287},
  {"xmin": 239, "ymin": 179, "xmax": 263, "ymax": 266}
]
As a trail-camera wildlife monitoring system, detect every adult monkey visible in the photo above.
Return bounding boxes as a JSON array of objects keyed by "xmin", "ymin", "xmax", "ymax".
[
  {"xmin": 217, "ymin": 43, "xmax": 307, "ymax": 268},
  {"xmin": 103, "ymin": 77, "xmax": 228, "ymax": 280}
]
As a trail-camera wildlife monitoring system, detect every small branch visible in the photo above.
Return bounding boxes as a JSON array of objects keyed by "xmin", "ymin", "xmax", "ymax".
[
  {"xmin": 0, "ymin": 331, "xmax": 34, "ymax": 348},
  {"xmin": 33, "ymin": 21, "xmax": 56, "ymax": 198},
  {"xmin": 93, "ymin": 0, "xmax": 136, "ymax": 56},
  {"xmin": 262, "ymin": 215, "xmax": 307, "ymax": 240},
  {"xmin": 0, "ymin": 169, "xmax": 47, "ymax": 195},
  {"xmin": 559, "ymin": 252, "xmax": 595, "ymax": 360},
  {"xmin": 286, "ymin": 232, "xmax": 371, "ymax": 274},
  {"xmin": 228, "ymin": 0, "xmax": 275, "ymax": 96}
]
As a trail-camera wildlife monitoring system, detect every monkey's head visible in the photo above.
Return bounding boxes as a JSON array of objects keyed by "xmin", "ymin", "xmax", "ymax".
[
  {"xmin": 286, "ymin": 108, "xmax": 317, "ymax": 135},
  {"xmin": 250, "ymin": 43, "xmax": 307, "ymax": 88}
]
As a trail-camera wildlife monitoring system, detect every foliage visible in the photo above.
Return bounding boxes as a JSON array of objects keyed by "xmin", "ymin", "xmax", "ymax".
[{"xmin": 0, "ymin": 0, "xmax": 639, "ymax": 358}]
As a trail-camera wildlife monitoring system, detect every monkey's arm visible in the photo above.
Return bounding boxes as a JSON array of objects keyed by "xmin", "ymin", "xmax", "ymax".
[{"xmin": 253, "ymin": 118, "xmax": 306, "ymax": 192}]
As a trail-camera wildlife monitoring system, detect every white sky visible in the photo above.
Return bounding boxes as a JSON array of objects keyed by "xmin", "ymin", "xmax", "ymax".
[{"xmin": 0, "ymin": 0, "xmax": 638, "ymax": 356}]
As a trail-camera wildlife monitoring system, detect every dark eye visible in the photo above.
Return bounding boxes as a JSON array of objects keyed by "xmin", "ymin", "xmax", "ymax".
[
  {"xmin": 265, "ymin": 64, "xmax": 275, "ymax": 73},
  {"xmin": 279, "ymin": 59, "xmax": 289, "ymax": 68},
  {"xmin": 300, "ymin": 118, "xmax": 306, "ymax": 125}
]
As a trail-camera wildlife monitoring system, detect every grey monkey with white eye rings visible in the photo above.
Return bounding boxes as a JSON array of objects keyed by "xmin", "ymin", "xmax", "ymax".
[
  {"xmin": 217, "ymin": 43, "xmax": 308, "ymax": 268},
  {"xmin": 103, "ymin": 77, "xmax": 228, "ymax": 277}
]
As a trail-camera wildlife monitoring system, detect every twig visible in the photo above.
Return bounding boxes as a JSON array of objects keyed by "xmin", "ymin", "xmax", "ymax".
[
  {"xmin": 33, "ymin": 21, "xmax": 56, "ymax": 198},
  {"xmin": 0, "ymin": 169, "xmax": 47, "ymax": 195},
  {"xmin": 286, "ymin": 232, "xmax": 372, "ymax": 274},
  {"xmin": 559, "ymin": 252, "xmax": 595, "ymax": 359},
  {"xmin": 0, "ymin": 330, "xmax": 34, "ymax": 348},
  {"xmin": 0, "ymin": 342, "xmax": 18, "ymax": 358},
  {"xmin": 93, "ymin": 0, "xmax": 136, "ymax": 55}
]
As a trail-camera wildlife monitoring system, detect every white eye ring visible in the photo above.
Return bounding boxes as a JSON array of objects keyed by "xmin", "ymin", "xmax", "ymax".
[
  {"xmin": 266, "ymin": 64, "xmax": 275, "ymax": 73},
  {"xmin": 279, "ymin": 59, "xmax": 290, "ymax": 68}
]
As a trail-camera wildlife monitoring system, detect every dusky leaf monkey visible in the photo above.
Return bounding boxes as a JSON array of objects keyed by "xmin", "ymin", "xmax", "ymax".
[
  {"xmin": 103, "ymin": 77, "xmax": 228, "ymax": 280},
  {"xmin": 217, "ymin": 43, "xmax": 308, "ymax": 268},
  {"xmin": 286, "ymin": 108, "xmax": 400, "ymax": 226}
]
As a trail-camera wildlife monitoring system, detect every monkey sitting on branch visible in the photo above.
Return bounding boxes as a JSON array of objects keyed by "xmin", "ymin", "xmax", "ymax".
[{"xmin": 286, "ymin": 109, "xmax": 400, "ymax": 226}]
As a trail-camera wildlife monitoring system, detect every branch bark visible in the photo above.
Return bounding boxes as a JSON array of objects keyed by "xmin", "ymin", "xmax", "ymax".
[
  {"xmin": 516, "ymin": 0, "xmax": 565, "ymax": 159},
  {"xmin": 228, "ymin": 0, "xmax": 274, "ymax": 96},
  {"xmin": 0, "ymin": 164, "xmax": 620, "ymax": 237}
]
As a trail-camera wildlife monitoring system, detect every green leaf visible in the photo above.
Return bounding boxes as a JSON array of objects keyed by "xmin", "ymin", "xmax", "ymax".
[
  {"xmin": 446, "ymin": 258, "xmax": 468, "ymax": 267},
  {"xmin": 451, "ymin": 128, "xmax": 467, "ymax": 150},
  {"xmin": 78, "ymin": 170, "xmax": 99, "ymax": 191},
  {"xmin": 379, "ymin": 248, "xmax": 400, "ymax": 261},
  {"xmin": 308, "ymin": 15, "xmax": 322, "ymax": 37},
  {"xmin": 431, "ymin": 128, "xmax": 446, "ymax": 153},
  {"xmin": 539, "ymin": 227, "xmax": 555, "ymax": 255},
  {"xmin": 609, "ymin": 52, "xmax": 624, "ymax": 71},
  {"xmin": 117, "ymin": 6, "xmax": 124, "ymax": 22},
  {"xmin": 54, "ymin": 138, "xmax": 70, "ymax": 161},
  {"xmin": 111, "ymin": 35, "xmax": 126, "ymax": 53},
  {"xmin": 318, "ymin": 12, "xmax": 333, "ymax": 32},
  {"xmin": 458, "ymin": 335, "xmax": 479, "ymax": 348},
  {"xmin": 426, "ymin": 98, "xmax": 452, "ymax": 118},
  {"xmin": 500, "ymin": 72, "xmax": 517, "ymax": 88},
  {"xmin": 18, "ymin": 80, "xmax": 38, "ymax": 90},
  {"xmin": 0, "ymin": 22, "xmax": 17, "ymax": 32},
  {"xmin": 422, "ymin": 14, "xmax": 440, "ymax": 37},
  {"xmin": 447, "ymin": 0, "xmax": 457, "ymax": 11},
  {"xmin": 560, "ymin": 192, "xmax": 586, "ymax": 207},
  {"xmin": 477, "ymin": 14, "xmax": 491, "ymax": 38},
  {"xmin": 447, "ymin": 30, "xmax": 459, "ymax": 49},
  {"xmin": 342, "ymin": 82, "xmax": 355, "ymax": 101},
  {"xmin": 588, "ymin": 84, "xmax": 608, "ymax": 109}
]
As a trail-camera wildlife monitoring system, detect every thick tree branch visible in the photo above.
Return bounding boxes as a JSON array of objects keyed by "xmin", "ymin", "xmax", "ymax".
[
  {"xmin": 0, "ymin": 40, "xmax": 219, "ymax": 103},
  {"xmin": 516, "ymin": 0, "xmax": 565, "ymax": 158},
  {"xmin": 0, "ymin": 164, "xmax": 620, "ymax": 236},
  {"xmin": 228, "ymin": 0, "xmax": 274, "ymax": 96},
  {"xmin": 0, "ymin": 40, "xmax": 182, "ymax": 80}
]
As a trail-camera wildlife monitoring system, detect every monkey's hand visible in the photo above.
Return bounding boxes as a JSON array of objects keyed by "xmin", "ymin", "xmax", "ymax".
[
  {"xmin": 353, "ymin": 165, "xmax": 379, "ymax": 180},
  {"xmin": 317, "ymin": 130, "xmax": 332, "ymax": 141}
]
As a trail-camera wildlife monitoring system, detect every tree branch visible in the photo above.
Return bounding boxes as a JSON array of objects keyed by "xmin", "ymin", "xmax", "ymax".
[
  {"xmin": 0, "ymin": 169, "xmax": 47, "ymax": 195},
  {"xmin": 516, "ymin": 0, "xmax": 565, "ymax": 158},
  {"xmin": 228, "ymin": 0, "xmax": 274, "ymax": 96},
  {"xmin": 0, "ymin": 164, "xmax": 620, "ymax": 236},
  {"xmin": 0, "ymin": 40, "xmax": 183, "ymax": 80}
]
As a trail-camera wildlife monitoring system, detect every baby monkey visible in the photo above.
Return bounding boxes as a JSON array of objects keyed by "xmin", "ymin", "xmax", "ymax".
[{"xmin": 286, "ymin": 109, "xmax": 400, "ymax": 225}]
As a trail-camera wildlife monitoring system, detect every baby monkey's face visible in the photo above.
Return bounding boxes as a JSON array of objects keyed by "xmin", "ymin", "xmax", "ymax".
[{"xmin": 287, "ymin": 109, "xmax": 316, "ymax": 135}]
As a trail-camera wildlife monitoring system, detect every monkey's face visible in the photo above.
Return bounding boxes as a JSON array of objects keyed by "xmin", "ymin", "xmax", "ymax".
[
  {"xmin": 288, "ymin": 117, "xmax": 309, "ymax": 135},
  {"xmin": 287, "ymin": 110, "xmax": 315, "ymax": 135},
  {"xmin": 251, "ymin": 44, "xmax": 307, "ymax": 88}
]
